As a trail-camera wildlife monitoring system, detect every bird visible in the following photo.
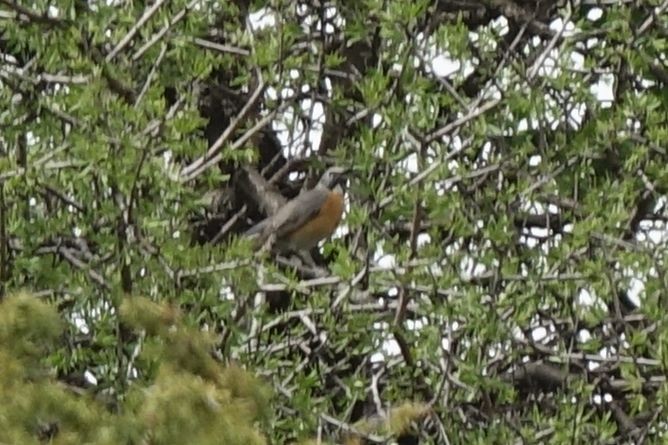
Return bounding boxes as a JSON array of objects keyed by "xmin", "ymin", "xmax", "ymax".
[{"xmin": 244, "ymin": 166, "xmax": 348, "ymax": 253}]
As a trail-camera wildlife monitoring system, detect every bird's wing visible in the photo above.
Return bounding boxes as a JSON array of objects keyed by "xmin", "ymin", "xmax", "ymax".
[
  {"xmin": 243, "ymin": 188, "xmax": 329, "ymax": 242},
  {"xmin": 271, "ymin": 188, "xmax": 330, "ymax": 237}
]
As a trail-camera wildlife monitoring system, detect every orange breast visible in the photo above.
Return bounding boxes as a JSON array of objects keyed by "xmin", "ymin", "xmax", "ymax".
[{"xmin": 286, "ymin": 191, "xmax": 344, "ymax": 250}]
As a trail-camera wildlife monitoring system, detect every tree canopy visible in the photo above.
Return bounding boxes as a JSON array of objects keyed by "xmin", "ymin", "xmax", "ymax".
[{"xmin": 1, "ymin": 0, "xmax": 668, "ymax": 443}]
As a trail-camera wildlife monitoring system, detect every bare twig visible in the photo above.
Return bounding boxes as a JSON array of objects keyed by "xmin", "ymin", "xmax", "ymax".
[
  {"xmin": 191, "ymin": 37, "xmax": 250, "ymax": 57},
  {"xmin": 135, "ymin": 43, "xmax": 167, "ymax": 106},
  {"xmin": 133, "ymin": 0, "xmax": 201, "ymax": 61},
  {"xmin": 180, "ymin": 80, "xmax": 267, "ymax": 179},
  {"xmin": 107, "ymin": 0, "xmax": 167, "ymax": 62}
]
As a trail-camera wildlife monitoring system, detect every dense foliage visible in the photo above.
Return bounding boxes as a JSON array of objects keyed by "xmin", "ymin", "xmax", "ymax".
[
  {"xmin": 1, "ymin": 0, "xmax": 667, "ymax": 443},
  {"xmin": 0, "ymin": 293, "xmax": 270, "ymax": 444}
]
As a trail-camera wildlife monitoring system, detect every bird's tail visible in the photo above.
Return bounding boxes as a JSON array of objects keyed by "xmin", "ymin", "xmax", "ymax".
[{"xmin": 244, "ymin": 219, "xmax": 268, "ymax": 237}]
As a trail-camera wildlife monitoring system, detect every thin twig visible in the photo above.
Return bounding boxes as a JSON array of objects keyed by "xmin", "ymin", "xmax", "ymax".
[
  {"xmin": 180, "ymin": 107, "xmax": 280, "ymax": 182},
  {"xmin": 180, "ymin": 80, "xmax": 267, "ymax": 178},
  {"xmin": 133, "ymin": 0, "xmax": 201, "ymax": 61},
  {"xmin": 107, "ymin": 0, "xmax": 167, "ymax": 62}
]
